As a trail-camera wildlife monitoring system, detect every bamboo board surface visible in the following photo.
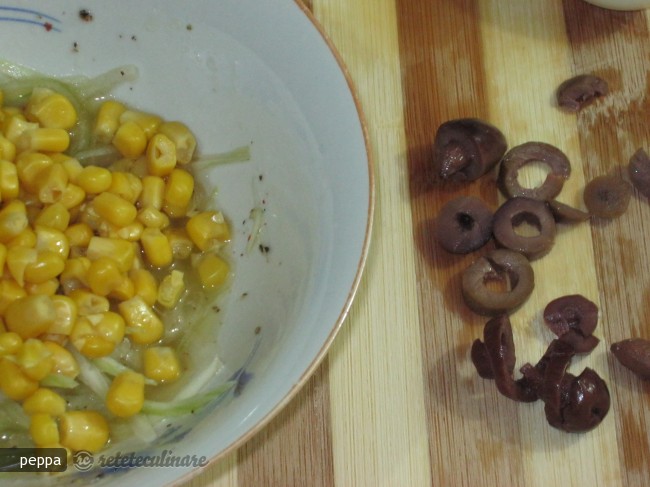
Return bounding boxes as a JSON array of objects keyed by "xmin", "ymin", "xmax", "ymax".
[{"xmin": 185, "ymin": 1, "xmax": 650, "ymax": 486}]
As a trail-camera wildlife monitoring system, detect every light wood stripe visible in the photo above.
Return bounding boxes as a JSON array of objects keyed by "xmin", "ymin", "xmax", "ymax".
[{"xmin": 313, "ymin": 1, "xmax": 432, "ymax": 486}]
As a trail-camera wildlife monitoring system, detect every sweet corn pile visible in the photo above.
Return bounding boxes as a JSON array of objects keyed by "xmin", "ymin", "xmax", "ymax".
[{"xmin": 0, "ymin": 86, "xmax": 232, "ymax": 454}]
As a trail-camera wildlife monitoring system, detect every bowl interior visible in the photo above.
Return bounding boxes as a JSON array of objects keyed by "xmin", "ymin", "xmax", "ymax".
[{"xmin": 0, "ymin": 1, "xmax": 371, "ymax": 484}]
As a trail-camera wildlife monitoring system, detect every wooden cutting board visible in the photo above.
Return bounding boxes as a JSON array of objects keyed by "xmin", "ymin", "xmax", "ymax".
[{"xmin": 187, "ymin": 1, "xmax": 650, "ymax": 486}]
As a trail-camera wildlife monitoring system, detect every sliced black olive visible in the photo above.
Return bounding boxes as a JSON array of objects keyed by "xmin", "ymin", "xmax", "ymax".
[
  {"xmin": 498, "ymin": 142, "xmax": 571, "ymax": 201},
  {"xmin": 461, "ymin": 249, "xmax": 534, "ymax": 316},
  {"xmin": 547, "ymin": 199, "xmax": 590, "ymax": 223},
  {"xmin": 472, "ymin": 315, "xmax": 537, "ymax": 402},
  {"xmin": 543, "ymin": 294, "xmax": 599, "ymax": 353},
  {"xmin": 628, "ymin": 148, "xmax": 650, "ymax": 198},
  {"xmin": 611, "ymin": 338, "xmax": 650, "ymax": 380},
  {"xmin": 433, "ymin": 118, "xmax": 507, "ymax": 182},
  {"xmin": 583, "ymin": 175, "xmax": 632, "ymax": 218},
  {"xmin": 555, "ymin": 369, "xmax": 610, "ymax": 433},
  {"xmin": 434, "ymin": 196, "xmax": 493, "ymax": 254},
  {"xmin": 492, "ymin": 197, "xmax": 556, "ymax": 260},
  {"xmin": 470, "ymin": 339, "xmax": 494, "ymax": 379},
  {"xmin": 556, "ymin": 74, "xmax": 609, "ymax": 112}
]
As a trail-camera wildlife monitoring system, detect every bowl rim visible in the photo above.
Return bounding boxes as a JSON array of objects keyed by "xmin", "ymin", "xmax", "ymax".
[{"xmin": 172, "ymin": 0, "xmax": 375, "ymax": 484}]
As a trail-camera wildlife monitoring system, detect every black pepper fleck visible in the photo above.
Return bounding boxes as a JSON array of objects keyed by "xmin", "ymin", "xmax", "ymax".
[
  {"xmin": 79, "ymin": 9, "xmax": 93, "ymax": 21},
  {"xmin": 131, "ymin": 35, "xmax": 137, "ymax": 41},
  {"xmin": 254, "ymin": 326, "xmax": 261, "ymax": 335},
  {"xmin": 258, "ymin": 244, "xmax": 270, "ymax": 254},
  {"xmin": 186, "ymin": 24, "xmax": 193, "ymax": 31}
]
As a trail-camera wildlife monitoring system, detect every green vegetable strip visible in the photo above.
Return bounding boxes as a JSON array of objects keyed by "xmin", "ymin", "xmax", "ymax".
[
  {"xmin": 142, "ymin": 381, "xmax": 236, "ymax": 416},
  {"xmin": 40, "ymin": 373, "xmax": 79, "ymax": 389},
  {"xmin": 93, "ymin": 357, "xmax": 158, "ymax": 386}
]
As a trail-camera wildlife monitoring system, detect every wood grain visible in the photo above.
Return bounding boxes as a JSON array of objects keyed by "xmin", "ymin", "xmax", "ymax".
[{"xmin": 184, "ymin": 1, "xmax": 650, "ymax": 486}]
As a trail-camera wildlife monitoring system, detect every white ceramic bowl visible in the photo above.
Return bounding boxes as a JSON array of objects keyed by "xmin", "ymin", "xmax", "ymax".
[
  {"xmin": 582, "ymin": 0, "xmax": 650, "ymax": 9},
  {"xmin": 0, "ymin": 1, "xmax": 372, "ymax": 485}
]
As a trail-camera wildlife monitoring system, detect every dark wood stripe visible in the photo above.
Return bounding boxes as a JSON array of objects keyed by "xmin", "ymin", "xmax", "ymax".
[
  {"xmin": 237, "ymin": 360, "xmax": 334, "ymax": 487},
  {"xmin": 396, "ymin": 1, "xmax": 524, "ymax": 485},
  {"xmin": 563, "ymin": 0, "xmax": 650, "ymax": 481}
]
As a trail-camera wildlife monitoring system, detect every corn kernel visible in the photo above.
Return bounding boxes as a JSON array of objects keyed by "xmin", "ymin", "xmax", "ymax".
[
  {"xmin": 120, "ymin": 110, "xmax": 161, "ymax": 139},
  {"xmin": 18, "ymin": 338, "xmax": 53, "ymax": 381},
  {"xmin": 157, "ymin": 270, "xmax": 185, "ymax": 308},
  {"xmin": 15, "ymin": 152, "xmax": 53, "ymax": 193},
  {"xmin": 112, "ymin": 120, "xmax": 147, "ymax": 158},
  {"xmin": 65, "ymin": 223, "xmax": 93, "ymax": 248},
  {"xmin": 137, "ymin": 207, "xmax": 169, "ymax": 229},
  {"xmin": 115, "ymin": 221, "xmax": 144, "ymax": 242},
  {"xmin": 186, "ymin": 211, "xmax": 231, "ymax": 251},
  {"xmin": 162, "ymin": 169, "xmax": 194, "ymax": 217},
  {"xmin": 0, "ymin": 200, "xmax": 28, "ymax": 243},
  {"xmin": 0, "ymin": 137, "xmax": 16, "ymax": 162},
  {"xmin": 143, "ymin": 346, "xmax": 181, "ymax": 382},
  {"xmin": 59, "ymin": 257, "xmax": 90, "ymax": 294},
  {"xmin": 6, "ymin": 227, "xmax": 36, "ymax": 249},
  {"xmin": 35, "ymin": 225, "xmax": 70, "ymax": 259},
  {"xmin": 0, "ymin": 279, "xmax": 27, "ymax": 314},
  {"xmin": 0, "ymin": 241, "xmax": 6, "ymax": 269},
  {"xmin": 88, "ymin": 311, "xmax": 125, "ymax": 346},
  {"xmin": 0, "ymin": 159, "xmax": 19, "ymax": 200},
  {"xmin": 164, "ymin": 227, "xmax": 193, "ymax": 259},
  {"xmin": 92, "ymin": 192, "xmax": 137, "ymax": 227},
  {"xmin": 68, "ymin": 289, "xmax": 109, "ymax": 316},
  {"xmin": 56, "ymin": 155, "xmax": 83, "ymax": 180},
  {"xmin": 87, "ymin": 236, "xmax": 135, "ymax": 272},
  {"xmin": 29, "ymin": 413, "xmax": 60, "ymax": 447},
  {"xmin": 24, "ymin": 388, "xmax": 67, "ymax": 416},
  {"xmin": 0, "ymin": 331, "xmax": 22, "ymax": 355},
  {"xmin": 75, "ymin": 165, "xmax": 112, "ymax": 194},
  {"xmin": 35, "ymin": 162, "xmax": 69, "ymax": 204},
  {"xmin": 140, "ymin": 228, "xmax": 172, "ymax": 267},
  {"xmin": 25, "ymin": 278, "xmax": 59, "ymax": 296},
  {"xmin": 4, "ymin": 116, "xmax": 38, "ymax": 144},
  {"xmin": 5, "ymin": 294, "xmax": 56, "ymax": 339},
  {"xmin": 197, "ymin": 254, "xmax": 230, "ymax": 288},
  {"xmin": 49, "ymin": 295, "xmax": 78, "ymax": 335},
  {"xmin": 86, "ymin": 257, "xmax": 123, "ymax": 296},
  {"xmin": 70, "ymin": 317, "xmax": 113, "ymax": 358},
  {"xmin": 146, "ymin": 133, "xmax": 176, "ymax": 176},
  {"xmin": 118, "ymin": 295, "xmax": 163, "ymax": 344},
  {"xmin": 34, "ymin": 203, "xmax": 71, "ymax": 231},
  {"xmin": 25, "ymin": 88, "xmax": 77, "ymax": 129},
  {"xmin": 94, "ymin": 100, "xmax": 126, "ymax": 144},
  {"xmin": 59, "ymin": 410, "xmax": 109, "ymax": 453},
  {"xmin": 43, "ymin": 341, "xmax": 79, "ymax": 378},
  {"xmin": 6, "ymin": 245, "xmax": 37, "ymax": 285},
  {"xmin": 24, "ymin": 250, "xmax": 65, "ymax": 284},
  {"xmin": 108, "ymin": 276, "xmax": 135, "ymax": 301},
  {"xmin": 17, "ymin": 128, "xmax": 69, "ymax": 153},
  {"xmin": 129, "ymin": 268, "xmax": 158, "ymax": 306},
  {"xmin": 139, "ymin": 175, "xmax": 165, "ymax": 209},
  {"xmin": 106, "ymin": 370, "xmax": 145, "ymax": 418},
  {"xmin": 108, "ymin": 171, "xmax": 142, "ymax": 203},
  {"xmin": 0, "ymin": 357, "xmax": 38, "ymax": 400},
  {"xmin": 157, "ymin": 121, "xmax": 196, "ymax": 164},
  {"xmin": 59, "ymin": 184, "xmax": 86, "ymax": 209}
]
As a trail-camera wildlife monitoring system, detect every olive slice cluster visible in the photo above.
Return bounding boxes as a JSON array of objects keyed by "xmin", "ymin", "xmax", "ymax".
[{"xmin": 472, "ymin": 306, "xmax": 610, "ymax": 433}]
